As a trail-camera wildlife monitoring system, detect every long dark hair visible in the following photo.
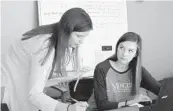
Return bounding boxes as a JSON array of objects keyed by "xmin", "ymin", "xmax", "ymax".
[
  {"xmin": 108, "ymin": 32, "xmax": 142, "ymax": 95},
  {"xmin": 22, "ymin": 8, "xmax": 93, "ymax": 77}
]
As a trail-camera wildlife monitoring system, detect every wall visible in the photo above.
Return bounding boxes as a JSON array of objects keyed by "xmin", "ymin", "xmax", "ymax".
[
  {"xmin": 127, "ymin": 1, "xmax": 173, "ymax": 80},
  {"xmin": 1, "ymin": 1, "xmax": 173, "ymax": 80},
  {"xmin": 1, "ymin": 1, "xmax": 38, "ymax": 56}
]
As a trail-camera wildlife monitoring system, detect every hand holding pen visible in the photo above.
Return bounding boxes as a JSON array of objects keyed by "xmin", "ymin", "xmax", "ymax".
[{"xmin": 67, "ymin": 98, "xmax": 88, "ymax": 111}]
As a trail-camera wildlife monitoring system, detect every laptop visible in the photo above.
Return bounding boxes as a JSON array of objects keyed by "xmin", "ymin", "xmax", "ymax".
[{"xmin": 151, "ymin": 77, "xmax": 173, "ymax": 111}]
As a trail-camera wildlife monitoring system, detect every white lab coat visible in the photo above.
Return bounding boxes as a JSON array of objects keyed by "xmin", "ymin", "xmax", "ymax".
[{"xmin": 1, "ymin": 34, "xmax": 95, "ymax": 111}]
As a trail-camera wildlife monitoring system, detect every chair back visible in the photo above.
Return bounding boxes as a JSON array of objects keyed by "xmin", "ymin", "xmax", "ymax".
[{"xmin": 69, "ymin": 78, "xmax": 94, "ymax": 101}]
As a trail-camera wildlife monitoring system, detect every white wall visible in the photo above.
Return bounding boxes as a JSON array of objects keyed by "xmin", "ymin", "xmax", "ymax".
[
  {"xmin": 1, "ymin": 1, "xmax": 173, "ymax": 80},
  {"xmin": 127, "ymin": 1, "xmax": 173, "ymax": 80},
  {"xmin": 1, "ymin": 1, "xmax": 38, "ymax": 56}
]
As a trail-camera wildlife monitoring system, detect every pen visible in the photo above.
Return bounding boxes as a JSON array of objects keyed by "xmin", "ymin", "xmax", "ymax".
[
  {"xmin": 161, "ymin": 95, "xmax": 168, "ymax": 99},
  {"xmin": 70, "ymin": 97, "xmax": 79, "ymax": 103}
]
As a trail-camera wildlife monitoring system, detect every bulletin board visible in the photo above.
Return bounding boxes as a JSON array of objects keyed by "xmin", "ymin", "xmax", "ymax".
[{"xmin": 37, "ymin": 0, "xmax": 128, "ymax": 67}]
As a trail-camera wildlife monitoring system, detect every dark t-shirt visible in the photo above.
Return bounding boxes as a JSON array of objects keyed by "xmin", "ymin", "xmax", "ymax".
[{"xmin": 93, "ymin": 60, "xmax": 161, "ymax": 111}]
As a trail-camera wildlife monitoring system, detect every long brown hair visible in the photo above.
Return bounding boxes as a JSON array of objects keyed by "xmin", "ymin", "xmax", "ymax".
[
  {"xmin": 108, "ymin": 32, "xmax": 142, "ymax": 95},
  {"xmin": 22, "ymin": 8, "xmax": 93, "ymax": 78}
]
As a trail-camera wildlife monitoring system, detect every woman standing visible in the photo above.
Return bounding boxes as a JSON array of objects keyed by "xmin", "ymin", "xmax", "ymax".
[{"xmin": 1, "ymin": 8, "xmax": 93, "ymax": 111}]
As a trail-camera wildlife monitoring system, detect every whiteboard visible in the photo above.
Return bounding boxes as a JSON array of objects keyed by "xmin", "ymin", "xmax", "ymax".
[{"xmin": 38, "ymin": 0, "xmax": 128, "ymax": 67}]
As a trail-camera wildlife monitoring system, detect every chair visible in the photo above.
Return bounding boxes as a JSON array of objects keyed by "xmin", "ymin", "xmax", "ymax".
[
  {"xmin": 46, "ymin": 77, "xmax": 94, "ymax": 103},
  {"xmin": 68, "ymin": 77, "xmax": 94, "ymax": 102}
]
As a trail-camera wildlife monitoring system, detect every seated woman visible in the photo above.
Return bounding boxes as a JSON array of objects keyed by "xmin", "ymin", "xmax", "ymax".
[{"xmin": 88, "ymin": 32, "xmax": 161, "ymax": 111}]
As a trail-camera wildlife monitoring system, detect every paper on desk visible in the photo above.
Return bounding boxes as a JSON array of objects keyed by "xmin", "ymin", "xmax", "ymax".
[
  {"xmin": 129, "ymin": 103, "xmax": 144, "ymax": 108},
  {"xmin": 80, "ymin": 69, "xmax": 94, "ymax": 78},
  {"xmin": 67, "ymin": 67, "xmax": 94, "ymax": 78},
  {"xmin": 45, "ymin": 76, "xmax": 77, "ymax": 87},
  {"xmin": 46, "ymin": 68, "xmax": 94, "ymax": 87}
]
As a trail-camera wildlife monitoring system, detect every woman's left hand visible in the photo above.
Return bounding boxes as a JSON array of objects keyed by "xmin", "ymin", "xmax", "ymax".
[
  {"xmin": 127, "ymin": 94, "xmax": 152, "ymax": 105},
  {"xmin": 136, "ymin": 94, "xmax": 152, "ymax": 103}
]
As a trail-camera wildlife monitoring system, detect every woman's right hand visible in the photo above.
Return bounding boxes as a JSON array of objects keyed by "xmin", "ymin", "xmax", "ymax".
[
  {"xmin": 127, "ymin": 94, "xmax": 152, "ymax": 105},
  {"xmin": 68, "ymin": 102, "xmax": 88, "ymax": 111}
]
